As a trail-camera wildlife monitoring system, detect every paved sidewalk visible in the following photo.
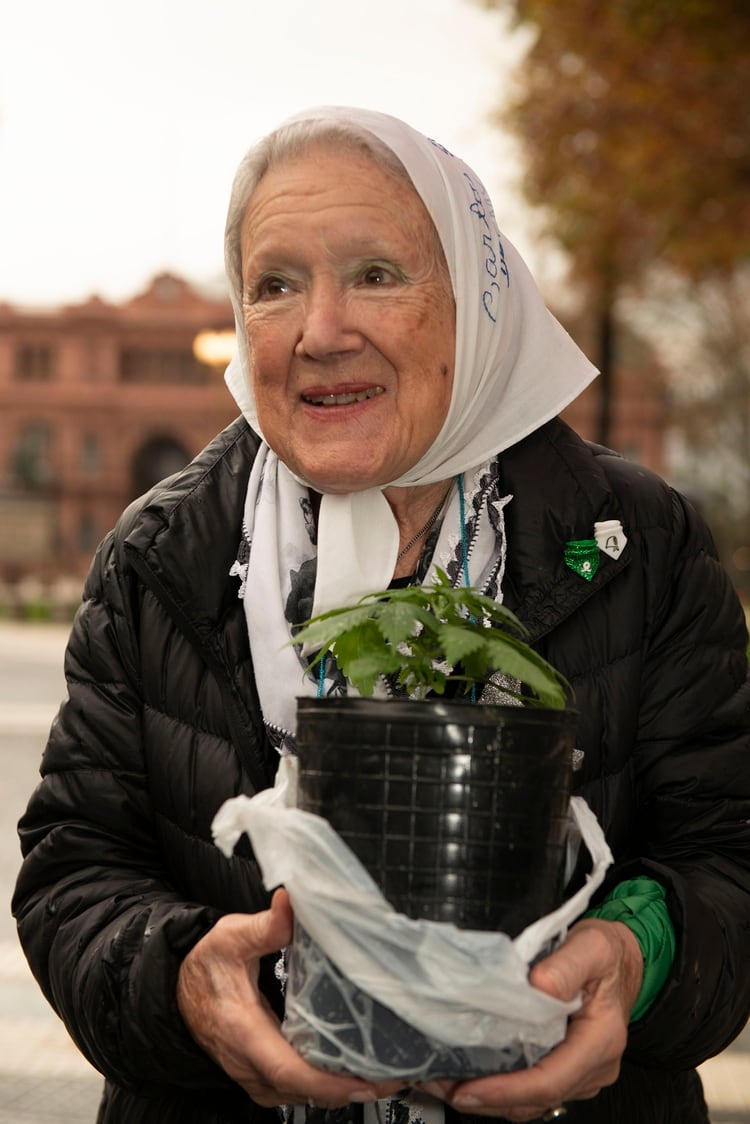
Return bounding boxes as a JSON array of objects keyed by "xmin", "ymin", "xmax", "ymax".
[
  {"xmin": 0, "ymin": 623, "xmax": 102, "ymax": 1121},
  {"xmin": 0, "ymin": 940, "xmax": 103, "ymax": 1122}
]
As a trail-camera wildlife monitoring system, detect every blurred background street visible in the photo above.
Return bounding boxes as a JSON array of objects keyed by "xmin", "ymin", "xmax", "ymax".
[{"xmin": 1, "ymin": 620, "xmax": 749, "ymax": 1122}]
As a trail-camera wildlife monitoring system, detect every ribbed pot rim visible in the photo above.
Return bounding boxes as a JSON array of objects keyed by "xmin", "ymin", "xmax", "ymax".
[{"xmin": 296, "ymin": 695, "xmax": 578, "ymax": 728}]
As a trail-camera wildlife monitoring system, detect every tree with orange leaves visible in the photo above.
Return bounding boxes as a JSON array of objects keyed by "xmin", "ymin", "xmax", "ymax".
[
  {"xmin": 481, "ymin": 0, "xmax": 749, "ymax": 408},
  {"xmin": 478, "ymin": 0, "xmax": 750, "ymax": 591}
]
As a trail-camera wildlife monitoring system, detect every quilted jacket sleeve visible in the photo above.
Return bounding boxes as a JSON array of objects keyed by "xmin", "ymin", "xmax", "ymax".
[
  {"xmin": 620, "ymin": 485, "xmax": 750, "ymax": 1068},
  {"xmin": 12, "ymin": 532, "xmax": 233, "ymax": 1096}
]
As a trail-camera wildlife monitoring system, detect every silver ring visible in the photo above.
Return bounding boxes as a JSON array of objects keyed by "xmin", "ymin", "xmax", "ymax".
[{"xmin": 542, "ymin": 1109, "xmax": 567, "ymax": 1122}]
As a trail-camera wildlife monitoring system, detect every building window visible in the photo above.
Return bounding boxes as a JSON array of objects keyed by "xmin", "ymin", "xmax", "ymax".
[
  {"xmin": 80, "ymin": 433, "xmax": 101, "ymax": 475},
  {"xmin": 119, "ymin": 348, "xmax": 211, "ymax": 385},
  {"xmin": 11, "ymin": 422, "xmax": 52, "ymax": 489},
  {"xmin": 85, "ymin": 340, "xmax": 106, "ymax": 381},
  {"xmin": 131, "ymin": 436, "xmax": 190, "ymax": 499},
  {"xmin": 16, "ymin": 344, "xmax": 54, "ymax": 380}
]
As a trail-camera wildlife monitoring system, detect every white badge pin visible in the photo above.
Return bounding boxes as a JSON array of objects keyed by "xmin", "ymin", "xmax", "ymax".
[{"xmin": 594, "ymin": 519, "xmax": 627, "ymax": 560}]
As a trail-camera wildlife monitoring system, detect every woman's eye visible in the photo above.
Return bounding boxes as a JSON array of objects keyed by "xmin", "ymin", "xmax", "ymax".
[
  {"xmin": 360, "ymin": 265, "xmax": 393, "ymax": 286},
  {"xmin": 257, "ymin": 275, "xmax": 291, "ymax": 298}
]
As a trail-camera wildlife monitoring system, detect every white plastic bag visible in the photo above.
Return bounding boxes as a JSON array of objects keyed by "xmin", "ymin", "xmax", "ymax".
[{"xmin": 212, "ymin": 757, "xmax": 612, "ymax": 1081}]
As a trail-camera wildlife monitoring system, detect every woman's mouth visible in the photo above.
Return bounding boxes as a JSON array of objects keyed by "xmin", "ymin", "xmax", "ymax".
[{"xmin": 302, "ymin": 386, "xmax": 385, "ymax": 406}]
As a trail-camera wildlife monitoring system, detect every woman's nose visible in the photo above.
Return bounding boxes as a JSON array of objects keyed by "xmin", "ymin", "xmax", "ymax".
[{"xmin": 295, "ymin": 282, "xmax": 362, "ymax": 359}]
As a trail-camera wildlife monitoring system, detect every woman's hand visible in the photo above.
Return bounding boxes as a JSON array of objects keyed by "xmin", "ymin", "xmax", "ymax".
[
  {"xmin": 418, "ymin": 918, "xmax": 644, "ymax": 1122},
  {"xmin": 176, "ymin": 888, "xmax": 403, "ymax": 1109}
]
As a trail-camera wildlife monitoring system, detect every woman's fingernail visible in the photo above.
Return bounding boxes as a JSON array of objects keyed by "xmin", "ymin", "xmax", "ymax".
[
  {"xmin": 348, "ymin": 1091, "xmax": 378, "ymax": 1104},
  {"xmin": 453, "ymin": 1095, "xmax": 483, "ymax": 1109}
]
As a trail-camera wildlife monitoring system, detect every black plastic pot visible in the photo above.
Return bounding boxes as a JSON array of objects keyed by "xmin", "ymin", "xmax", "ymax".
[{"xmin": 295, "ymin": 696, "xmax": 577, "ymax": 937}]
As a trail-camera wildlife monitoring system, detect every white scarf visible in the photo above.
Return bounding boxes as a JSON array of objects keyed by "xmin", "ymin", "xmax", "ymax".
[{"xmin": 223, "ymin": 106, "xmax": 597, "ymax": 738}]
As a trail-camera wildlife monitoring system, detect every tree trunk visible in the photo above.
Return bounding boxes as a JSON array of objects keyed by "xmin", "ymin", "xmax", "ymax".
[{"xmin": 597, "ymin": 298, "xmax": 615, "ymax": 447}]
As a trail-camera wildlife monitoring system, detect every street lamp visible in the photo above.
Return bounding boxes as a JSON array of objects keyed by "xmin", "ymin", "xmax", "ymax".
[{"xmin": 192, "ymin": 329, "xmax": 237, "ymax": 370}]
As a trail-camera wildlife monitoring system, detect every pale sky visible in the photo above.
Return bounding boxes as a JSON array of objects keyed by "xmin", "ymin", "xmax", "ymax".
[{"xmin": 0, "ymin": 0, "xmax": 538, "ymax": 308}]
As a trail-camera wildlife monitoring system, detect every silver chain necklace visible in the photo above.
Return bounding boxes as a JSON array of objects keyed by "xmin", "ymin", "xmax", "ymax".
[{"xmin": 396, "ymin": 494, "xmax": 448, "ymax": 563}]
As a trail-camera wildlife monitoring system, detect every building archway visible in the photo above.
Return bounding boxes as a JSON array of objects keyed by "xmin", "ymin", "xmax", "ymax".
[{"xmin": 131, "ymin": 436, "xmax": 191, "ymax": 500}]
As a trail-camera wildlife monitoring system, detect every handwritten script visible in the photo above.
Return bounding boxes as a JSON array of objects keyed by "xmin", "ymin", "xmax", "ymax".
[
  {"xmin": 463, "ymin": 172, "xmax": 510, "ymax": 323},
  {"xmin": 426, "ymin": 140, "xmax": 511, "ymax": 323}
]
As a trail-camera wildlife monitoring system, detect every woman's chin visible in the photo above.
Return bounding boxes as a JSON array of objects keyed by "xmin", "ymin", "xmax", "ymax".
[
  {"xmin": 309, "ymin": 474, "xmax": 390, "ymax": 496},
  {"xmin": 290, "ymin": 459, "xmax": 394, "ymax": 496}
]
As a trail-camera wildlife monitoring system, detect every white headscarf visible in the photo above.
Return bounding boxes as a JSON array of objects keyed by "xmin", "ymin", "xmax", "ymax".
[{"xmin": 224, "ymin": 106, "xmax": 597, "ymax": 617}]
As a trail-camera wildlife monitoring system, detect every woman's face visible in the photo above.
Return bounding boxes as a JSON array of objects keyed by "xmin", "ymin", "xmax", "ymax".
[{"xmin": 240, "ymin": 143, "xmax": 455, "ymax": 493}]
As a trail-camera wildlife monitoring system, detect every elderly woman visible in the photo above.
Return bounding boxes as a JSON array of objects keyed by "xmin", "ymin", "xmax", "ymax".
[{"xmin": 13, "ymin": 107, "xmax": 750, "ymax": 1124}]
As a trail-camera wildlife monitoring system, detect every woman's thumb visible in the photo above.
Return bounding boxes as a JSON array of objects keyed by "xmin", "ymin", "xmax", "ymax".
[
  {"xmin": 265, "ymin": 886, "xmax": 294, "ymax": 948},
  {"xmin": 529, "ymin": 939, "xmax": 587, "ymax": 1003}
]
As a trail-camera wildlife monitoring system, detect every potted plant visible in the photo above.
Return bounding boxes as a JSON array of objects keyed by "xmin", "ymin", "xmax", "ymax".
[
  {"xmin": 255, "ymin": 570, "xmax": 582, "ymax": 1080},
  {"xmin": 290, "ymin": 569, "xmax": 576, "ymax": 937}
]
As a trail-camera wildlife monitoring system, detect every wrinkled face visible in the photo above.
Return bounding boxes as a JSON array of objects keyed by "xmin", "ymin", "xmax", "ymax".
[{"xmin": 240, "ymin": 143, "xmax": 455, "ymax": 493}]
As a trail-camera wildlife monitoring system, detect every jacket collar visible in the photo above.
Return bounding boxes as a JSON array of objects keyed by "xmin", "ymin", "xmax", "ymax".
[{"xmin": 499, "ymin": 418, "xmax": 632, "ymax": 642}]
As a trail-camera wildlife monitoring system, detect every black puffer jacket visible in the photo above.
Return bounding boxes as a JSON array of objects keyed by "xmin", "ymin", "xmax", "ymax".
[{"xmin": 14, "ymin": 416, "xmax": 750, "ymax": 1124}]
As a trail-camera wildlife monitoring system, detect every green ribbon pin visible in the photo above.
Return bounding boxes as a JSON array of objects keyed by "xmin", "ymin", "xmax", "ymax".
[{"xmin": 564, "ymin": 539, "xmax": 600, "ymax": 582}]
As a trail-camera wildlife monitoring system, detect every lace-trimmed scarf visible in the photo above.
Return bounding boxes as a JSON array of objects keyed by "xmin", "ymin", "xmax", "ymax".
[{"xmin": 279, "ymin": 1094, "xmax": 466, "ymax": 1124}]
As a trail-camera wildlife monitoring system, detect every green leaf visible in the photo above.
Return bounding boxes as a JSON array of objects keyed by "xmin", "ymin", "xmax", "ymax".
[
  {"xmin": 332, "ymin": 621, "xmax": 389, "ymax": 668},
  {"xmin": 376, "ymin": 600, "xmax": 431, "ymax": 648},
  {"xmin": 438, "ymin": 623, "xmax": 488, "ymax": 666},
  {"xmin": 483, "ymin": 633, "xmax": 567, "ymax": 708},
  {"xmin": 339, "ymin": 653, "xmax": 399, "ymax": 697},
  {"xmin": 292, "ymin": 603, "xmax": 375, "ymax": 652}
]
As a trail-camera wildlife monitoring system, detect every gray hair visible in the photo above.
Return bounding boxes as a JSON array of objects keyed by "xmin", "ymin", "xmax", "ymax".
[{"xmin": 224, "ymin": 118, "xmax": 430, "ymax": 299}]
